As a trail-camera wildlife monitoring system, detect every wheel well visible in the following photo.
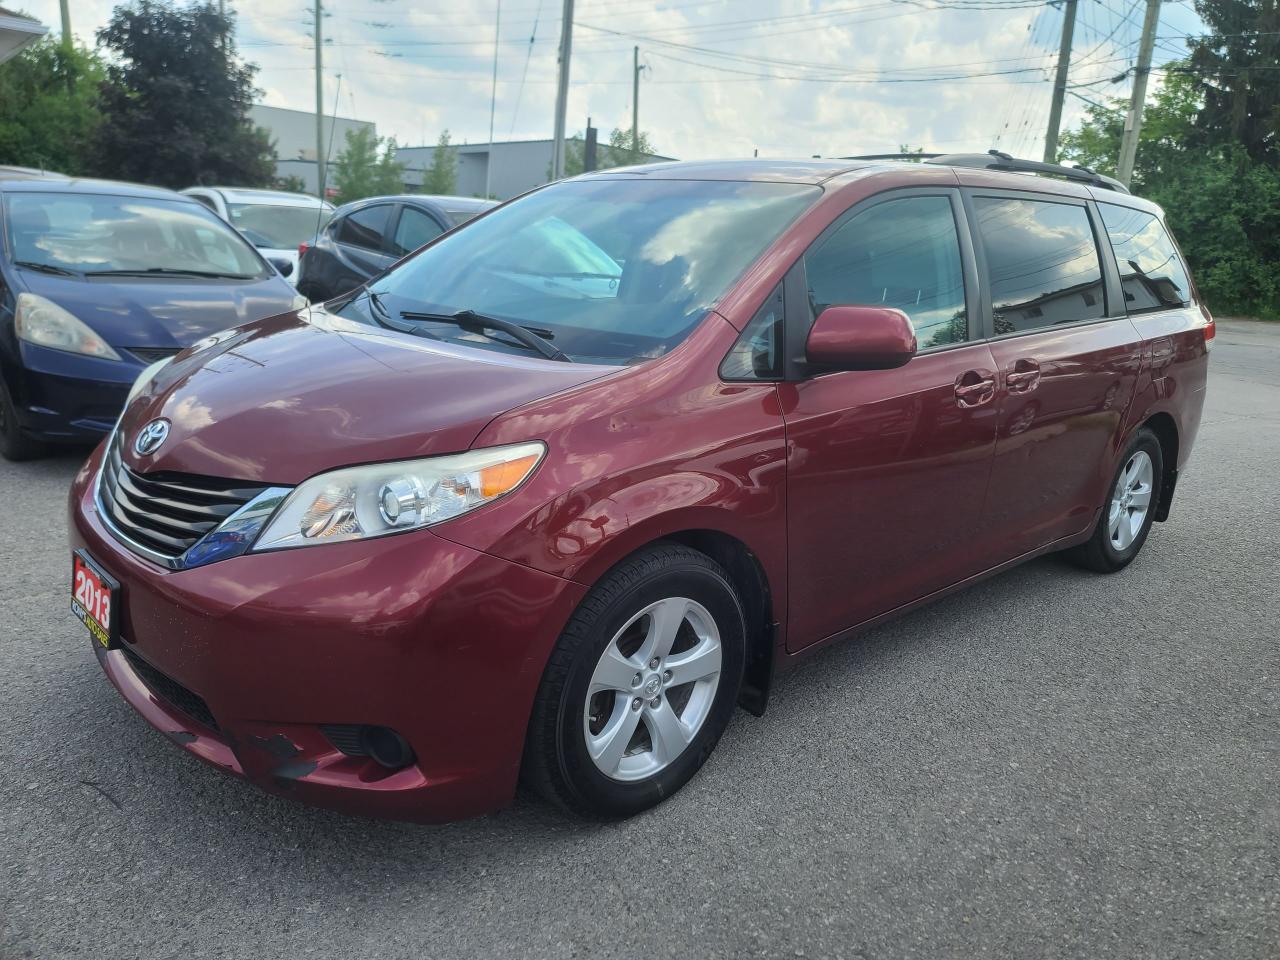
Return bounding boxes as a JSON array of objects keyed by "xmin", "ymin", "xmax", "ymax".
[
  {"xmin": 1141, "ymin": 412, "xmax": 1179, "ymax": 522},
  {"xmin": 664, "ymin": 530, "xmax": 775, "ymax": 717}
]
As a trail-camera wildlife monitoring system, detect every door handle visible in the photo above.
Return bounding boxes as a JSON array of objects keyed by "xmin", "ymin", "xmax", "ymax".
[
  {"xmin": 1005, "ymin": 358, "xmax": 1041, "ymax": 394},
  {"xmin": 954, "ymin": 369, "xmax": 996, "ymax": 408}
]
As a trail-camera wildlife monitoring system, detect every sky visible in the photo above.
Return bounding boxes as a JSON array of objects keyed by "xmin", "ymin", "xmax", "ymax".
[{"xmin": 19, "ymin": 0, "xmax": 1206, "ymax": 161}]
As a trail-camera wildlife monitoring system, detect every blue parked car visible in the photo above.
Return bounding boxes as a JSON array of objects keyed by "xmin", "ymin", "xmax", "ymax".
[{"xmin": 0, "ymin": 173, "xmax": 303, "ymax": 460}]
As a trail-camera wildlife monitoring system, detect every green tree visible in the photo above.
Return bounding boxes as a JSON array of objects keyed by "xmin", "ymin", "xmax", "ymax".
[
  {"xmin": 1060, "ymin": 66, "xmax": 1280, "ymax": 319},
  {"xmin": 0, "ymin": 39, "xmax": 106, "ymax": 175},
  {"xmin": 557, "ymin": 127, "xmax": 658, "ymax": 177},
  {"xmin": 420, "ymin": 129, "xmax": 457, "ymax": 195},
  {"xmin": 94, "ymin": 1, "xmax": 275, "ymax": 188},
  {"xmin": 331, "ymin": 127, "xmax": 404, "ymax": 204},
  {"xmin": 1059, "ymin": 69, "xmax": 1202, "ymax": 189},
  {"xmin": 1186, "ymin": 0, "xmax": 1280, "ymax": 164},
  {"xmin": 275, "ymin": 174, "xmax": 308, "ymax": 193}
]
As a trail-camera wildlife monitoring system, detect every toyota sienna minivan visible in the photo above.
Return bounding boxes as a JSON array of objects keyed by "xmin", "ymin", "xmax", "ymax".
[{"xmin": 68, "ymin": 154, "xmax": 1211, "ymax": 822}]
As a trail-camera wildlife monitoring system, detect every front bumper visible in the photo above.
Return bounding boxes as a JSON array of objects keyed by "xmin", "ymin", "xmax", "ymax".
[
  {"xmin": 68, "ymin": 443, "xmax": 587, "ymax": 822},
  {"xmin": 12, "ymin": 343, "xmax": 138, "ymax": 443}
]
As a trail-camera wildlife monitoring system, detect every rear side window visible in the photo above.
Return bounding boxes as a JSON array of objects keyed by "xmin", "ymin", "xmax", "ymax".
[
  {"xmin": 337, "ymin": 204, "xmax": 390, "ymax": 251},
  {"xmin": 1098, "ymin": 204, "xmax": 1191, "ymax": 312},
  {"xmin": 390, "ymin": 206, "xmax": 444, "ymax": 256},
  {"xmin": 805, "ymin": 195, "xmax": 968, "ymax": 349},
  {"xmin": 974, "ymin": 196, "xmax": 1105, "ymax": 334}
]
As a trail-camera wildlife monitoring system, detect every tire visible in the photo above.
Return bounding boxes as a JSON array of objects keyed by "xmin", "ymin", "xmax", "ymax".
[
  {"xmin": 1067, "ymin": 427, "xmax": 1163, "ymax": 573},
  {"xmin": 523, "ymin": 542, "xmax": 746, "ymax": 819},
  {"xmin": 0, "ymin": 376, "xmax": 45, "ymax": 462}
]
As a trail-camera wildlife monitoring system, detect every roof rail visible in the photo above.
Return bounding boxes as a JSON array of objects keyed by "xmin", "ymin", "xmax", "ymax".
[
  {"xmin": 840, "ymin": 152, "xmax": 945, "ymax": 161},
  {"xmin": 924, "ymin": 149, "xmax": 1130, "ymax": 194}
]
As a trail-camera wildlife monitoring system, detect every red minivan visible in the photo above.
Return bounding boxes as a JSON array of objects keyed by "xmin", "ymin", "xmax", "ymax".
[{"xmin": 68, "ymin": 154, "xmax": 1211, "ymax": 821}]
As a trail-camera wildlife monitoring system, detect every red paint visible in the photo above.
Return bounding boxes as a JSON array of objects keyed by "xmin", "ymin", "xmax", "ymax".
[
  {"xmin": 68, "ymin": 160, "xmax": 1209, "ymax": 821},
  {"xmin": 805, "ymin": 305, "xmax": 917, "ymax": 369}
]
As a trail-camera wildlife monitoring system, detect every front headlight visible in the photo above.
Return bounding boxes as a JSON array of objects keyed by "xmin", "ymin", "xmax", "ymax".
[
  {"xmin": 15, "ymin": 293, "xmax": 122, "ymax": 360},
  {"xmin": 252, "ymin": 442, "xmax": 546, "ymax": 552}
]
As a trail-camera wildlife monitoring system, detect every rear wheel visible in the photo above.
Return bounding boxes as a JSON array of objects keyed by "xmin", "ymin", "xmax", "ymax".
[
  {"xmin": 0, "ymin": 376, "xmax": 45, "ymax": 462},
  {"xmin": 1067, "ymin": 428, "xmax": 1163, "ymax": 573},
  {"xmin": 523, "ymin": 543, "xmax": 746, "ymax": 819}
]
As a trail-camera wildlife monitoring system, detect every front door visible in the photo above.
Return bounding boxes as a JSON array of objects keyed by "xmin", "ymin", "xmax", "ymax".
[
  {"xmin": 967, "ymin": 191, "xmax": 1142, "ymax": 557},
  {"xmin": 780, "ymin": 191, "xmax": 999, "ymax": 651}
]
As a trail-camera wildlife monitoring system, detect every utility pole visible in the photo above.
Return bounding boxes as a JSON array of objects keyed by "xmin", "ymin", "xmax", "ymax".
[
  {"xmin": 1117, "ymin": 0, "xmax": 1162, "ymax": 187},
  {"xmin": 551, "ymin": 0, "xmax": 574, "ymax": 180},
  {"xmin": 58, "ymin": 0, "xmax": 71, "ymax": 47},
  {"xmin": 632, "ymin": 46, "xmax": 640, "ymax": 162},
  {"xmin": 486, "ymin": 0, "xmax": 502, "ymax": 200},
  {"xmin": 1043, "ymin": 0, "xmax": 1078, "ymax": 163},
  {"xmin": 314, "ymin": 0, "xmax": 326, "ymax": 200}
]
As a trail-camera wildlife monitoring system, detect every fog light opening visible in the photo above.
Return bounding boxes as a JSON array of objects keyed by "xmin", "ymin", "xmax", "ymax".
[{"xmin": 359, "ymin": 725, "xmax": 415, "ymax": 770}]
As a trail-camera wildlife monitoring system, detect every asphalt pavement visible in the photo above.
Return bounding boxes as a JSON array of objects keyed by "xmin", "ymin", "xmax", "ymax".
[{"xmin": 2, "ymin": 321, "xmax": 1276, "ymax": 960}]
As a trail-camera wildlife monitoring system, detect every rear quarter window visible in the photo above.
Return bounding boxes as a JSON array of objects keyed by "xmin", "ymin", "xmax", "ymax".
[{"xmin": 1098, "ymin": 204, "xmax": 1192, "ymax": 312}]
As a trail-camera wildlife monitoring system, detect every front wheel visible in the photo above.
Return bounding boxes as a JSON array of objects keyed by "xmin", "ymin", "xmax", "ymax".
[
  {"xmin": 523, "ymin": 543, "xmax": 746, "ymax": 819},
  {"xmin": 1067, "ymin": 427, "xmax": 1164, "ymax": 573}
]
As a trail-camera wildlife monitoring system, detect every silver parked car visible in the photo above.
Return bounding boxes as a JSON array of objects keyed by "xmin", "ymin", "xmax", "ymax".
[{"xmin": 182, "ymin": 187, "xmax": 333, "ymax": 282}]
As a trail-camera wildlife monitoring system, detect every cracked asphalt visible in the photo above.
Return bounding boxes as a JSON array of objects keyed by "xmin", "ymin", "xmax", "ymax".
[{"xmin": 2, "ymin": 321, "xmax": 1276, "ymax": 960}]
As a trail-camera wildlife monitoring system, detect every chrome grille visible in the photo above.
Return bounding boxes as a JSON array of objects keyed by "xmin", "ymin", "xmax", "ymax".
[{"xmin": 98, "ymin": 431, "xmax": 269, "ymax": 562}]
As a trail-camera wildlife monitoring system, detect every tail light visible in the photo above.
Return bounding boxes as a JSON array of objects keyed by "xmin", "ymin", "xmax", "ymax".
[
  {"xmin": 298, "ymin": 242, "xmax": 310, "ymax": 259},
  {"xmin": 1200, "ymin": 302, "xmax": 1215, "ymax": 351}
]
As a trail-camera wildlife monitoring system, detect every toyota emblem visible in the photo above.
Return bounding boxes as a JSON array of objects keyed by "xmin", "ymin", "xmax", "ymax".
[{"xmin": 133, "ymin": 419, "xmax": 170, "ymax": 456}]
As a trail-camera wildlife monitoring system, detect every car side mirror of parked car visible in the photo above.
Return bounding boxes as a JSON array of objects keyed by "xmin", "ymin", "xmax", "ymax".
[
  {"xmin": 268, "ymin": 256, "xmax": 294, "ymax": 278},
  {"xmin": 804, "ymin": 305, "xmax": 917, "ymax": 371}
]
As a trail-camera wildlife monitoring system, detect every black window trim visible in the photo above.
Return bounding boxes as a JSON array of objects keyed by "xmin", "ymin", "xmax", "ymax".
[{"xmin": 960, "ymin": 186, "xmax": 1125, "ymax": 344}]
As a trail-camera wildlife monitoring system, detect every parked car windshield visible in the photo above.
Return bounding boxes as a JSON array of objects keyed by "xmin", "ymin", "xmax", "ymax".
[
  {"xmin": 6, "ymin": 192, "xmax": 268, "ymax": 278},
  {"xmin": 229, "ymin": 202, "xmax": 330, "ymax": 249},
  {"xmin": 345, "ymin": 178, "xmax": 820, "ymax": 364}
]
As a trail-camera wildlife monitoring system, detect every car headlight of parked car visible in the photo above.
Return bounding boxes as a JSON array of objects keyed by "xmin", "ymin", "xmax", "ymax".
[
  {"xmin": 252, "ymin": 442, "xmax": 546, "ymax": 551},
  {"xmin": 15, "ymin": 293, "xmax": 121, "ymax": 361}
]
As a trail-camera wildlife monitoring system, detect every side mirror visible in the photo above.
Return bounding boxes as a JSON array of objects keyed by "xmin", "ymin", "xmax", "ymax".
[
  {"xmin": 267, "ymin": 256, "xmax": 294, "ymax": 278},
  {"xmin": 805, "ymin": 305, "xmax": 917, "ymax": 371}
]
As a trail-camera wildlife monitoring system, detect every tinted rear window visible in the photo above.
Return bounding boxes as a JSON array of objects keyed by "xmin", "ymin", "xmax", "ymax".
[
  {"xmin": 1098, "ymin": 204, "xmax": 1191, "ymax": 312},
  {"xmin": 974, "ymin": 196, "xmax": 1105, "ymax": 334}
]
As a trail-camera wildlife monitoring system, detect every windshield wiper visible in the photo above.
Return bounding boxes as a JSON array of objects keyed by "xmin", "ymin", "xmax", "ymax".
[
  {"xmin": 399, "ymin": 309, "xmax": 571, "ymax": 363},
  {"xmin": 84, "ymin": 267, "xmax": 256, "ymax": 279},
  {"xmin": 13, "ymin": 260, "xmax": 81, "ymax": 278}
]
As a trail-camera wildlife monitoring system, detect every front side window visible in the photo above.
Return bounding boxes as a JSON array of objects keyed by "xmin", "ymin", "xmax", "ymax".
[
  {"xmin": 1098, "ymin": 203, "xmax": 1191, "ymax": 312},
  {"xmin": 5, "ymin": 192, "xmax": 267, "ymax": 278},
  {"xmin": 337, "ymin": 204, "xmax": 391, "ymax": 251},
  {"xmin": 974, "ymin": 196, "xmax": 1106, "ymax": 334},
  {"xmin": 338, "ymin": 178, "xmax": 820, "ymax": 365},
  {"xmin": 390, "ymin": 206, "xmax": 444, "ymax": 256},
  {"xmin": 804, "ymin": 195, "xmax": 968, "ymax": 349}
]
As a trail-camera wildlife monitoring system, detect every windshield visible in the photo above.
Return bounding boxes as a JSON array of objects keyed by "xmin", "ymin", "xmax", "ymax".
[
  {"xmin": 341, "ymin": 178, "xmax": 819, "ymax": 364},
  {"xmin": 229, "ymin": 202, "xmax": 331, "ymax": 249},
  {"xmin": 6, "ymin": 192, "xmax": 268, "ymax": 278}
]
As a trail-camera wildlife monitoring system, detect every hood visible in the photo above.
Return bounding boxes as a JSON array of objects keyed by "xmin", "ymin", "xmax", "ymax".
[
  {"xmin": 18, "ymin": 271, "xmax": 299, "ymax": 349},
  {"xmin": 119, "ymin": 307, "xmax": 618, "ymax": 484}
]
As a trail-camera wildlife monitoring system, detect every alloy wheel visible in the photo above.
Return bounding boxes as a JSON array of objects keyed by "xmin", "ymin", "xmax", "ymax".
[
  {"xmin": 1108, "ymin": 449, "xmax": 1154, "ymax": 551},
  {"xmin": 583, "ymin": 597, "xmax": 722, "ymax": 782}
]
